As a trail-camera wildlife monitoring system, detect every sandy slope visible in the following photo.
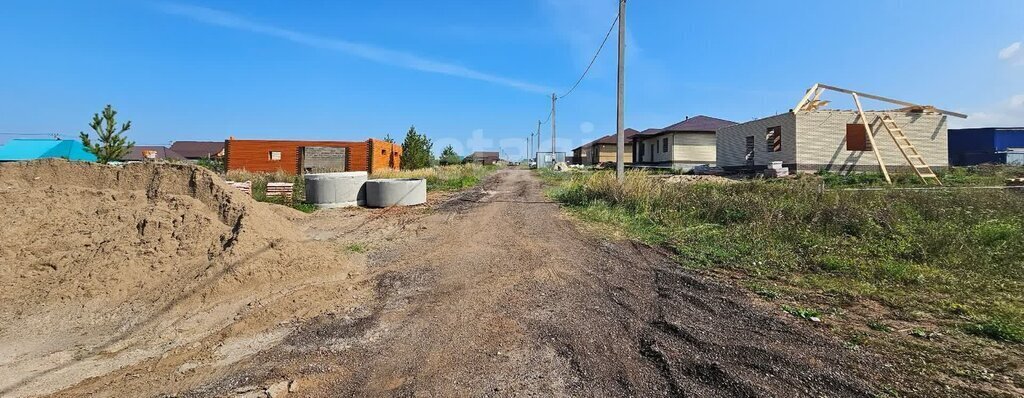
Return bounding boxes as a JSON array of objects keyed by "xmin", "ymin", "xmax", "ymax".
[{"xmin": 0, "ymin": 160, "xmax": 367, "ymax": 397}]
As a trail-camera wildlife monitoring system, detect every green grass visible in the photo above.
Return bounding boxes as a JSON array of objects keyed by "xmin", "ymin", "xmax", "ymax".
[
  {"xmin": 542, "ymin": 168, "xmax": 1024, "ymax": 345},
  {"xmin": 810, "ymin": 164, "xmax": 1024, "ymax": 188},
  {"xmin": 372, "ymin": 164, "xmax": 498, "ymax": 191}
]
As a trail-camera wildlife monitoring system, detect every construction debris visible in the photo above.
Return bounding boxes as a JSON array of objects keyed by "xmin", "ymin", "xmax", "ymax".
[{"xmin": 765, "ymin": 161, "xmax": 789, "ymax": 178}]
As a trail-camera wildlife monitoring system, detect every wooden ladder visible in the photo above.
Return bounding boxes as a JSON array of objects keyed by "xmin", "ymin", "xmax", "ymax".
[{"xmin": 877, "ymin": 114, "xmax": 942, "ymax": 185}]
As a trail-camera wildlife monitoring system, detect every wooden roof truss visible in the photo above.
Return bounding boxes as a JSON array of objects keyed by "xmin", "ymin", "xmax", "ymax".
[{"xmin": 793, "ymin": 83, "xmax": 967, "ymax": 185}]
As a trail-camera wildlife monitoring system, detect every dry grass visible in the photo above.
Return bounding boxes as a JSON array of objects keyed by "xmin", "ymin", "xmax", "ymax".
[{"xmin": 372, "ymin": 164, "xmax": 497, "ymax": 191}]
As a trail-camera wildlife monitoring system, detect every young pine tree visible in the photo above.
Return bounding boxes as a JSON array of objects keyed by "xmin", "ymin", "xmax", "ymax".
[
  {"xmin": 439, "ymin": 145, "xmax": 461, "ymax": 165},
  {"xmin": 79, "ymin": 105, "xmax": 134, "ymax": 163},
  {"xmin": 400, "ymin": 126, "xmax": 434, "ymax": 170}
]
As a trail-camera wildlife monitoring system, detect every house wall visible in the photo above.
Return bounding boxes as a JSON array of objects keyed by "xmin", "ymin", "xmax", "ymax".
[
  {"xmin": 717, "ymin": 113, "xmax": 797, "ymax": 168},
  {"xmin": 636, "ymin": 135, "xmax": 672, "ymax": 163},
  {"xmin": 672, "ymin": 132, "xmax": 717, "ymax": 164},
  {"xmin": 795, "ymin": 110, "xmax": 947, "ymax": 172},
  {"xmin": 367, "ymin": 139, "xmax": 402, "ymax": 172},
  {"xmin": 225, "ymin": 139, "xmax": 372, "ymax": 174},
  {"xmin": 590, "ymin": 143, "xmax": 633, "ymax": 164}
]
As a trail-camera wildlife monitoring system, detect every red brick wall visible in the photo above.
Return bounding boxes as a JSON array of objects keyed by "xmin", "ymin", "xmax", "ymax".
[
  {"xmin": 367, "ymin": 139, "xmax": 402, "ymax": 172},
  {"xmin": 225, "ymin": 139, "xmax": 375, "ymax": 174}
]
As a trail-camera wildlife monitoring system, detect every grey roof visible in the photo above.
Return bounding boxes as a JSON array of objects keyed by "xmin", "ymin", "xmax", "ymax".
[{"xmin": 469, "ymin": 151, "xmax": 499, "ymax": 158}]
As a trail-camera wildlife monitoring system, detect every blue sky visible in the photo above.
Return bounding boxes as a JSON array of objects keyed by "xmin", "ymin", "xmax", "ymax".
[{"xmin": 1, "ymin": 0, "xmax": 1023, "ymax": 158}]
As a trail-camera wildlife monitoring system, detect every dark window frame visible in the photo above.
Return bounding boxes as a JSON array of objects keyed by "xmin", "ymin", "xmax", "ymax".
[{"xmin": 766, "ymin": 126, "xmax": 782, "ymax": 152}]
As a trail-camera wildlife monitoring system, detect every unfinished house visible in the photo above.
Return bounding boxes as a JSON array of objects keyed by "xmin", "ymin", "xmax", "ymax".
[
  {"xmin": 225, "ymin": 138, "xmax": 401, "ymax": 174},
  {"xmin": 633, "ymin": 116, "xmax": 736, "ymax": 170},
  {"xmin": 717, "ymin": 84, "xmax": 967, "ymax": 184}
]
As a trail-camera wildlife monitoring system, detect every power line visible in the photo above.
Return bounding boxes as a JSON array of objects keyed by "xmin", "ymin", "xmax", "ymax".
[
  {"xmin": 531, "ymin": 8, "xmax": 620, "ymax": 154},
  {"xmin": 558, "ymin": 13, "xmax": 619, "ymax": 100}
]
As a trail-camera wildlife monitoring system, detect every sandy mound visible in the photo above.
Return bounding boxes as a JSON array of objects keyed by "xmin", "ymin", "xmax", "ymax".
[{"xmin": 0, "ymin": 160, "xmax": 364, "ymax": 397}]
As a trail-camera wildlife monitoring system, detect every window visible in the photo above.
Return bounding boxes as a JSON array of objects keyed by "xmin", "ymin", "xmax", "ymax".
[
  {"xmin": 766, "ymin": 126, "xmax": 782, "ymax": 152},
  {"xmin": 662, "ymin": 137, "xmax": 669, "ymax": 153},
  {"xmin": 381, "ymin": 149, "xmax": 386, "ymax": 155},
  {"xmin": 745, "ymin": 136, "xmax": 755, "ymax": 166},
  {"xmin": 846, "ymin": 124, "xmax": 872, "ymax": 151},
  {"xmin": 639, "ymin": 142, "xmax": 645, "ymax": 159},
  {"xmin": 269, "ymin": 151, "xmax": 281, "ymax": 161}
]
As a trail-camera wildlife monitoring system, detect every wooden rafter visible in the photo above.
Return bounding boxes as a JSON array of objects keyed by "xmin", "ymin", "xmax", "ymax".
[
  {"xmin": 794, "ymin": 83, "xmax": 968, "ymax": 119},
  {"xmin": 852, "ymin": 93, "xmax": 891, "ymax": 184}
]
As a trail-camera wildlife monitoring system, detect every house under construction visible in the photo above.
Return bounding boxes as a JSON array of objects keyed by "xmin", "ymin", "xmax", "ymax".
[{"xmin": 717, "ymin": 83, "xmax": 967, "ymax": 184}]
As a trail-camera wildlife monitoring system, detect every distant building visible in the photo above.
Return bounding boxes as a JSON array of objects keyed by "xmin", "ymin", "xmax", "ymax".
[
  {"xmin": 570, "ymin": 143, "xmax": 591, "ymax": 165},
  {"xmin": 466, "ymin": 151, "xmax": 500, "ymax": 165},
  {"xmin": 948, "ymin": 127, "xmax": 1024, "ymax": 166},
  {"xmin": 0, "ymin": 139, "xmax": 96, "ymax": 162},
  {"xmin": 120, "ymin": 146, "xmax": 186, "ymax": 162},
  {"xmin": 586, "ymin": 128, "xmax": 639, "ymax": 165},
  {"xmin": 169, "ymin": 141, "xmax": 225, "ymax": 160},
  {"xmin": 633, "ymin": 116, "xmax": 736, "ymax": 171},
  {"xmin": 224, "ymin": 138, "xmax": 401, "ymax": 174}
]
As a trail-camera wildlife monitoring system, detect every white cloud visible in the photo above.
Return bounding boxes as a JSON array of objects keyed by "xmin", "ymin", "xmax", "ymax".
[
  {"xmin": 955, "ymin": 94, "xmax": 1024, "ymax": 128},
  {"xmin": 154, "ymin": 2, "xmax": 553, "ymax": 94},
  {"xmin": 1010, "ymin": 94, "xmax": 1024, "ymax": 108},
  {"xmin": 999, "ymin": 42, "xmax": 1021, "ymax": 60}
]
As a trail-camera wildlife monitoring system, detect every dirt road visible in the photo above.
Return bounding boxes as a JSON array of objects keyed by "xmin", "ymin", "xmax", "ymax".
[{"xmin": 51, "ymin": 168, "xmax": 890, "ymax": 397}]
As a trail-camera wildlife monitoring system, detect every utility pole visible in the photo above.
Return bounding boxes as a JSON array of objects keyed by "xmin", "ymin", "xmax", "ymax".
[
  {"xmin": 551, "ymin": 93, "xmax": 557, "ymax": 164},
  {"xmin": 527, "ymin": 134, "xmax": 531, "ymax": 161},
  {"xmin": 615, "ymin": 0, "xmax": 626, "ymax": 182},
  {"xmin": 535, "ymin": 120, "xmax": 541, "ymax": 161}
]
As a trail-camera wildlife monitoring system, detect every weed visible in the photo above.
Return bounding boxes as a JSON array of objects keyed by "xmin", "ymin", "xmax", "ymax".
[
  {"xmin": 964, "ymin": 307, "xmax": 1024, "ymax": 343},
  {"xmin": 867, "ymin": 320, "xmax": 893, "ymax": 333},
  {"xmin": 747, "ymin": 282, "xmax": 781, "ymax": 300},
  {"xmin": 345, "ymin": 243, "xmax": 368, "ymax": 253},
  {"xmin": 781, "ymin": 304, "xmax": 821, "ymax": 321},
  {"xmin": 845, "ymin": 332, "xmax": 869, "ymax": 349}
]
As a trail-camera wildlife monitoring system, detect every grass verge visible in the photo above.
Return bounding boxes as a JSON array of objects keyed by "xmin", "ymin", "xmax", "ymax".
[
  {"xmin": 372, "ymin": 164, "xmax": 498, "ymax": 191},
  {"xmin": 540, "ymin": 167, "xmax": 1024, "ymax": 394}
]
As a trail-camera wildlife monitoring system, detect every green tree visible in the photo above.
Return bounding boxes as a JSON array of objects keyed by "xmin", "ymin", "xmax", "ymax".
[
  {"xmin": 383, "ymin": 133, "xmax": 394, "ymax": 143},
  {"xmin": 400, "ymin": 126, "xmax": 434, "ymax": 170},
  {"xmin": 439, "ymin": 145, "xmax": 461, "ymax": 165},
  {"xmin": 79, "ymin": 105, "xmax": 134, "ymax": 163}
]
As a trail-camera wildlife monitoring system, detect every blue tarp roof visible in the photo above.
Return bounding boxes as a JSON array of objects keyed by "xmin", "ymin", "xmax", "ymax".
[{"xmin": 0, "ymin": 139, "xmax": 97, "ymax": 162}]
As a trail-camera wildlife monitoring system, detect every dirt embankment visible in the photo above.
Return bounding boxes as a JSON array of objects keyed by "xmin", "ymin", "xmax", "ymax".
[{"xmin": 0, "ymin": 160, "xmax": 367, "ymax": 397}]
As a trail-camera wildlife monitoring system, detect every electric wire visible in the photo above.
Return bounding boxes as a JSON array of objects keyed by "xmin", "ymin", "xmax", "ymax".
[
  {"xmin": 532, "ymin": 10, "xmax": 618, "ymax": 131},
  {"xmin": 558, "ymin": 14, "xmax": 618, "ymax": 100}
]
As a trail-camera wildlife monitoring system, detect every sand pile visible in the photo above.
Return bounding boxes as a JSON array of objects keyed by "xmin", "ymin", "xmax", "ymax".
[
  {"xmin": 0, "ymin": 159, "xmax": 364, "ymax": 397},
  {"xmin": 663, "ymin": 174, "xmax": 737, "ymax": 184}
]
